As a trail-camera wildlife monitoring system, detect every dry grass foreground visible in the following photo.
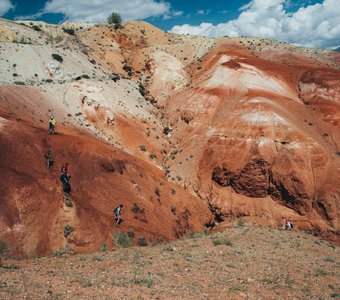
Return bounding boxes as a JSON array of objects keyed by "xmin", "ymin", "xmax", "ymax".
[{"xmin": 0, "ymin": 224, "xmax": 339, "ymax": 300}]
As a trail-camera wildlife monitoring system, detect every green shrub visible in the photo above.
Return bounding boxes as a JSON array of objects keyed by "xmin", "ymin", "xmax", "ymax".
[
  {"xmin": 111, "ymin": 74, "xmax": 120, "ymax": 82},
  {"xmin": 323, "ymin": 256, "xmax": 334, "ymax": 262},
  {"xmin": 331, "ymin": 293, "xmax": 340, "ymax": 298},
  {"xmin": 212, "ymin": 237, "xmax": 233, "ymax": 246},
  {"xmin": 163, "ymin": 127, "xmax": 171, "ymax": 135},
  {"xmin": 127, "ymin": 229, "xmax": 135, "ymax": 238},
  {"xmin": 131, "ymin": 204, "xmax": 144, "ymax": 214},
  {"xmin": 31, "ymin": 25, "xmax": 41, "ymax": 32},
  {"xmin": 133, "ymin": 276, "xmax": 154, "ymax": 288},
  {"xmin": 139, "ymin": 145, "xmax": 146, "ymax": 152},
  {"xmin": 186, "ymin": 231, "xmax": 202, "ymax": 239},
  {"xmin": 123, "ymin": 64, "xmax": 132, "ymax": 72},
  {"xmin": 149, "ymin": 153, "xmax": 157, "ymax": 159},
  {"xmin": 1, "ymin": 264, "xmax": 19, "ymax": 270},
  {"xmin": 52, "ymin": 53, "xmax": 63, "ymax": 63},
  {"xmin": 62, "ymin": 27, "xmax": 75, "ymax": 35},
  {"xmin": 107, "ymin": 12, "xmax": 122, "ymax": 29},
  {"xmin": 137, "ymin": 237, "xmax": 148, "ymax": 247},
  {"xmin": 314, "ymin": 268, "xmax": 329, "ymax": 276},
  {"xmin": 64, "ymin": 224, "xmax": 75, "ymax": 237},
  {"xmin": 15, "ymin": 37, "xmax": 30, "ymax": 44},
  {"xmin": 14, "ymin": 81, "xmax": 26, "ymax": 85},
  {"xmin": 151, "ymin": 237, "xmax": 164, "ymax": 246},
  {"xmin": 236, "ymin": 218, "xmax": 246, "ymax": 227},
  {"xmin": 154, "ymin": 187, "xmax": 160, "ymax": 197},
  {"xmin": 138, "ymin": 84, "xmax": 145, "ymax": 96},
  {"xmin": 92, "ymin": 255, "xmax": 104, "ymax": 261},
  {"xmin": 113, "ymin": 232, "xmax": 133, "ymax": 247},
  {"xmin": 203, "ymin": 228, "xmax": 211, "ymax": 236},
  {"xmin": 65, "ymin": 198, "xmax": 73, "ymax": 207},
  {"xmin": 0, "ymin": 240, "xmax": 8, "ymax": 264},
  {"xmin": 76, "ymin": 278, "xmax": 93, "ymax": 287},
  {"xmin": 100, "ymin": 244, "xmax": 108, "ymax": 252},
  {"xmin": 53, "ymin": 246, "xmax": 72, "ymax": 257}
]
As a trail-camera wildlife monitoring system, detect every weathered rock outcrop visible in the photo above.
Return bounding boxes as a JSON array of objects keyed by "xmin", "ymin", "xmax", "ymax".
[{"xmin": 164, "ymin": 40, "xmax": 340, "ymax": 241}]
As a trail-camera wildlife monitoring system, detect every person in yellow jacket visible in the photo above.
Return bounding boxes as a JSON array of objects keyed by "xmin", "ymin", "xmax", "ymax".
[{"xmin": 48, "ymin": 116, "xmax": 56, "ymax": 135}]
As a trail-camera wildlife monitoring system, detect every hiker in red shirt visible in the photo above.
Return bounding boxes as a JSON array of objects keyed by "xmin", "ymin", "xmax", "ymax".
[{"xmin": 61, "ymin": 163, "xmax": 69, "ymax": 175}]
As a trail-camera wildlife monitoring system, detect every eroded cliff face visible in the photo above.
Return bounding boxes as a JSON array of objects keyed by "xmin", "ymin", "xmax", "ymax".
[
  {"xmin": 164, "ymin": 41, "xmax": 340, "ymax": 240},
  {"xmin": 0, "ymin": 18, "xmax": 339, "ymax": 256}
]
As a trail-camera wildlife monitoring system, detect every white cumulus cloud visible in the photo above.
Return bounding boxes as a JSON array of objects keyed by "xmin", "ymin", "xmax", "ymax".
[
  {"xmin": 170, "ymin": 0, "xmax": 340, "ymax": 49},
  {"xmin": 196, "ymin": 9, "xmax": 211, "ymax": 15},
  {"xmin": 0, "ymin": 0, "xmax": 14, "ymax": 16},
  {"xmin": 27, "ymin": 0, "xmax": 170, "ymax": 23},
  {"xmin": 163, "ymin": 10, "xmax": 183, "ymax": 20}
]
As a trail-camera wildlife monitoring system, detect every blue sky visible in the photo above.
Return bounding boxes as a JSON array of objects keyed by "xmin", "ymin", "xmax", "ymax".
[
  {"xmin": 2, "ymin": 0, "xmax": 323, "ymax": 28},
  {"xmin": 1, "ymin": 0, "xmax": 339, "ymax": 49}
]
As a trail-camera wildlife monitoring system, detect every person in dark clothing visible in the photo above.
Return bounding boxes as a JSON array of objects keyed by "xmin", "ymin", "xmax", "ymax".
[
  {"xmin": 45, "ymin": 149, "xmax": 53, "ymax": 168},
  {"xmin": 60, "ymin": 172, "xmax": 71, "ymax": 195},
  {"xmin": 60, "ymin": 172, "xmax": 69, "ymax": 184}
]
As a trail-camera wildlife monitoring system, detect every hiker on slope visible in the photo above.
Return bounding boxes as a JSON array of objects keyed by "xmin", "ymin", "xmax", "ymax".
[
  {"xmin": 61, "ymin": 163, "xmax": 69, "ymax": 175},
  {"xmin": 282, "ymin": 218, "xmax": 294, "ymax": 231},
  {"xmin": 44, "ymin": 148, "xmax": 53, "ymax": 168},
  {"xmin": 114, "ymin": 204, "xmax": 123, "ymax": 227},
  {"xmin": 285, "ymin": 219, "xmax": 293, "ymax": 231},
  {"xmin": 48, "ymin": 116, "xmax": 56, "ymax": 135},
  {"xmin": 60, "ymin": 163, "xmax": 71, "ymax": 195},
  {"xmin": 60, "ymin": 171, "xmax": 71, "ymax": 195}
]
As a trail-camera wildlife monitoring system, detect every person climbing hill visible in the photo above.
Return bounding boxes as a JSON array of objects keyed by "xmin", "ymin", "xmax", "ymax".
[
  {"xmin": 285, "ymin": 219, "xmax": 293, "ymax": 231},
  {"xmin": 60, "ymin": 163, "xmax": 71, "ymax": 194},
  {"xmin": 48, "ymin": 116, "xmax": 56, "ymax": 135},
  {"xmin": 114, "ymin": 204, "xmax": 123, "ymax": 227},
  {"xmin": 60, "ymin": 172, "xmax": 71, "ymax": 195},
  {"xmin": 44, "ymin": 148, "xmax": 53, "ymax": 168},
  {"xmin": 282, "ymin": 218, "xmax": 293, "ymax": 231},
  {"xmin": 61, "ymin": 163, "xmax": 69, "ymax": 175}
]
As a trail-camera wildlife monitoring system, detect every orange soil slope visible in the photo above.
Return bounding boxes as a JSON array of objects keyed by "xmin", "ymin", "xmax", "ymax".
[{"xmin": 0, "ymin": 88, "xmax": 211, "ymax": 257}]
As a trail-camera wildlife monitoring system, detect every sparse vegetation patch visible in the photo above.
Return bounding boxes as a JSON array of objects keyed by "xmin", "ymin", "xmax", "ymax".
[
  {"xmin": 31, "ymin": 25, "xmax": 41, "ymax": 32},
  {"xmin": 113, "ymin": 232, "xmax": 133, "ymax": 248},
  {"xmin": 64, "ymin": 224, "xmax": 75, "ymax": 238},
  {"xmin": 137, "ymin": 237, "xmax": 148, "ymax": 247},
  {"xmin": 62, "ymin": 28, "xmax": 75, "ymax": 35},
  {"xmin": 212, "ymin": 237, "xmax": 233, "ymax": 246},
  {"xmin": 0, "ymin": 240, "xmax": 8, "ymax": 265},
  {"xmin": 52, "ymin": 53, "xmax": 63, "ymax": 63}
]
